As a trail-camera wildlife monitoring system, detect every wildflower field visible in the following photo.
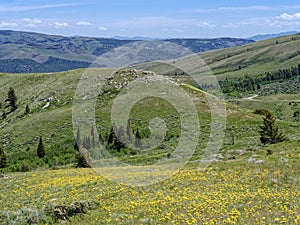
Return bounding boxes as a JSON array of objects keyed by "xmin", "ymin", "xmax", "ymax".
[{"xmin": 1, "ymin": 142, "xmax": 299, "ymax": 225}]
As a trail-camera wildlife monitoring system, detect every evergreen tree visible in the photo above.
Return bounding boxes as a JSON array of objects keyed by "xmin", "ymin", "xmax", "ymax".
[
  {"xmin": 37, "ymin": 136, "xmax": 45, "ymax": 158},
  {"xmin": 91, "ymin": 124, "xmax": 95, "ymax": 148},
  {"xmin": 107, "ymin": 126, "xmax": 125, "ymax": 152},
  {"xmin": 107, "ymin": 127, "xmax": 115, "ymax": 146},
  {"xmin": 126, "ymin": 120, "xmax": 132, "ymax": 145},
  {"xmin": 83, "ymin": 136, "xmax": 91, "ymax": 150},
  {"xmin": 134, "ymin": 128, "xmax": 142, "ymax": 150},
  {"xmin": 75, "ymin": 127, "xmax": 81, "ymax": 151},
  {"xmin": 0, "ymin": 148, "xmax": 7, "ymax": 169},
  {"xmin": 24, "ymin": 104, "xmax": 30, "ymax": 114},
  {"xmin": 114, "ymin": 126, "xmax": 125, "ymax": 152},
  {"xmin": 5, "ymin": 87, "xmax": 18, "ymax": 112},
  {"xmin": 2, "ymin": 110, "xmax": 6, "ymax": 119},
  {"xmin": 259, "ymin": 111, "xmax": 288, "ymax": 144},
  {"xmin": 75, "ymin": 149, "xmax": 91, "ymax": 168},
  {"xmin": 74, "ymin": 140, "xmax": 79, "ymax": 151}
]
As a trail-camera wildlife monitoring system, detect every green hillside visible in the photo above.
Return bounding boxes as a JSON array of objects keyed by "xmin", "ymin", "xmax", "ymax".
[
  {"xmin": 0, "ymin": 35, "xmax": 299, "ymax": 225},
  {"xmin": 201, "ymin": 34, "xmax": 300, "ymax": 79},
  {"xmin": 137, "ymin": 34, "xmax": 300, "ymax": 79},
  {"xmin": 0, "ymin": 67, "xmax": 298, "ymax": 172}
]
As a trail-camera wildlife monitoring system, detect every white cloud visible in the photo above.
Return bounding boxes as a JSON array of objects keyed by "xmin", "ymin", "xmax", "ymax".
[
  {"xmin": 23, "ymin": 18, "xmax": 42, "ymax": 27},
  {"xmin": 76, "ymin": 21, "xmax": 92, "ymax": 26},
  {"xmin": 0, "ymin": 21, "xmax": 18, "ymax": 27},
  {"xmin": 278, "ymin": 12, "xmax": 300, "ymax": 20},
  {"xmin": 54, "ymin": 22, "xmax": 69, "ymax": 29},
  {"xmin": 99, "ymin": 26, "xmax": 107, "ymax": 31},
  {"xmin": 196, "ymin": 21, "xmax": 216, "ymax": 29},
  {"xmin": 0, "ymin": 3, "xmax": 78, "ymax": 12},
  {"xmin": 224, "ymin": 14, "xmax": 300, "ymax": 29}
]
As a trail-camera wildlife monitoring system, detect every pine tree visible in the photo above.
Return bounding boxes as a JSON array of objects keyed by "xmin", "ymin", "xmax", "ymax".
[
  {"xmin": 134, "ymin": 128, "xmax": 142, "ymax": 150},
  {"xmin": 37, "ymin": 136, "xmax": 45, "ymax": 158},
  {"xmin": 5, "ymin": 87, "xmax": 18, "ymax": 112},
  {"xmin": 75, "ymin": 149, "xmax": 91, "ymax": 168},
  {"xmin": 107, "ymin": 126, "xmax": 125, "ymax": 152},
  {"xmin": 83, "ymin": 136, "xmax": 91, "ymax": 150},
  {"xmin": 259, "ymin": 111, "xmax": 288, "ymax": 144},
  {"xmin": 2, "ymin": 110, "xmax": 6, "ymax": 119},
  {"xmin": 107, "ymin": 127, "xmax": 115, "ymax": 146},
  {"xmin": 24, "ymin": 104, "xmax": 30, "ymax": 114},
  {"xmin": 74, "ymin": 127, "xmax": 81, "ymax": 151},
  {"xmin": 91, "ymin": 124, "xmax": 95, "ymax": 148},
  {"xmin": 114, "ymin": 126, "xmax": 125, "ymax": 152},
  {"xmin": 126, "ymin": 120, "xmax": 132, "ymax": 145},
  {"xmin": 74, "ymin": 140, "xmax": 79, "ymax": 151},
  {"xmin": 0, "ymin": 148, "xmax": 7, "ymax": 169}
]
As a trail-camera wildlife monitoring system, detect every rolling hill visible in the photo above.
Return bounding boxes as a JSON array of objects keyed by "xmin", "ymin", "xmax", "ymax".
[
  {"xmin": 0, "ymin": 33, "xmax": 299, "ymax": 225},
  {"xmin": 137, "ymin": 33, "xmax": 300, "ymax": 80},
  {"xmin": 248, "ymin": 31, "xmax": 299, "ymax": 41},
  {"xmin": 0, "ymin": 33, "xmax": 299, "ymax": 172},
  {"xmin": 0, "ymin": 30, "xmax": 254, "ymax": 73}
]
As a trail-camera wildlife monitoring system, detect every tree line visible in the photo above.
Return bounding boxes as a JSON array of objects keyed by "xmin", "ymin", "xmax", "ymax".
[{"xmin": 218, "ymin": 64, "xmax": 300, "ymax": 94}]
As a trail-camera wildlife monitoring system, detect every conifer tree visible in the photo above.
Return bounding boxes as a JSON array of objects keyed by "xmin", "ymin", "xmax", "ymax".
[
  {"xmin": 134, "ymin": 128, "xmax": 142, "ymax": 150},
  {"xmin": 0, "ymin": 148, "xmax": 7, "ymax": 169},
  {"xmin": 126, "ymin": 120, "xmax": 132, "ymax": 145},
  {"xmin": 259, "ymin": 111, "xmax": 288, "ymax": 144},
  {"xmin": 75, "ymin": 149, "xmax": 91, "ymax": 168},
  {"xmin": 25, "ymin": 104, "xmax": 30, "ymax": 114},
  {"xmin": 74, "ymin": 127, "xmax": 81, "ymax": 151},
  {"xmin": 5, "ymin": 87, "xmax": 18, "ymax": 112},
  {"xmin": 107, "ymin": 126, "xmax": 125, "ymax": 152},
  {"xmin": 91, "ymin": 124, "xmax": 95, "ymax": 148},
  {"xmin": 2, "ymin": 110, "xmax": 6, "ymax": 119},
  {"xmin": 37, "ymin": 136, "xmax": 45, "ymax": 158},
  {"xmin": 107, "ymin": 127, "xmax": 115, "ymax": 146}
]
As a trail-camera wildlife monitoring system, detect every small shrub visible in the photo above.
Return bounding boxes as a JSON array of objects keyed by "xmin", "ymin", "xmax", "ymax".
[
  {"xmin": 20, "ymin": 163, "xmax": 30, "ymax": 172},
  {"xmin": 43, "ymin": 201, "xmax": 96, "ymax": 222},
  {"xmin": 0, "ymin": 207, "xmax": 51, "ymax": 225},
  {"xmin": 253, "ymin": 108, "xmax": 269, "ymax": 116}
]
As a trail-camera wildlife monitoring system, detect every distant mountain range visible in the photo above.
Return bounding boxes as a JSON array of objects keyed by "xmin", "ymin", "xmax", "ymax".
[
  {"xmin": 0, "ymin": 30, "xmax": 253, "ymax": 73},
  {"xmin": 248, "ymin": 31, "xmax": 299, "ymax": 41}
]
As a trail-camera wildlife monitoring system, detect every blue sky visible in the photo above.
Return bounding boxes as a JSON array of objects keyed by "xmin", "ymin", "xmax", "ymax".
[{"xmin": 1, "ymin": 0, "xmax": 300, "ymax": 38}]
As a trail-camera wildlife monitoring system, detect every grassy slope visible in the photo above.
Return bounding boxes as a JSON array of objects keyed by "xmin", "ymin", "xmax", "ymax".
[
  {"xmin": 1, "ymin": 141, "xmax": 299, "ymax": 224},
  {"xmin": 0, "ymin": 70, "xmax": 82, "ymax": 169},
  {"xmin": 200, "ymin": 34, "xmax": 300, "ymax": 79},
  {"xmin": 137, "ymin": 34, "xmax": 300, "ymax": 80},
  {"xmin": 0, "ymin": 67, "xmax": 277, "ymax": 171},
  {"xmin": 0, "ymin": 36, "xmax": 299, "ymax": 224}
]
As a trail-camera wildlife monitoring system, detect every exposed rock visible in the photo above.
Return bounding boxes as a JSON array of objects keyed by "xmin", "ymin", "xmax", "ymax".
[
  {"xmin": 198, "ymin": 154, "xmax": 224, "ymax": 163},
  {"xmin": 247, "ymin": 157, "xmax": 265, "ymax": 164},
  {"xmin": 279, "ymin": 158, "xmax": 288, "ymax": 163},
  {"xmin": 0, "ymin": 174, "xmax": 8, "ymax": 179}
]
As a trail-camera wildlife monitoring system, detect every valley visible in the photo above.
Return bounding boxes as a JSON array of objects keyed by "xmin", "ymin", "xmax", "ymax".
[{"xmin": 0, "ymin": 33, "xmax": 299, "ymax": 224}]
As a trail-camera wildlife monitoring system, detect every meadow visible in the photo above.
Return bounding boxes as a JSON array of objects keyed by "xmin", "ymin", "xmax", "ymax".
[
  {"xmin": 1, "ymin": 35, "xmax": 300, "ymax": 225},
  {"xmin": 1, "ymin": 140, "xmax": 299, "ymax": 225}
]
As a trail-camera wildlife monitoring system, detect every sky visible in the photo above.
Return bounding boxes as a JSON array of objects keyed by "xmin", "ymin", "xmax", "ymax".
[{"xmin": 1, "ymin": 0, "xmax": 300, "ymax": 38}]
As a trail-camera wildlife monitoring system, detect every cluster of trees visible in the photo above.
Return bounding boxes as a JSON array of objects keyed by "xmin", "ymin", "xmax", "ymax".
[
  {"xmin": 1, "ymin": 87, "xmax": 18, "ymax": 119},
  {"xmin": 219, "ymin": 64, "xmax": 300, "ymax": 94},
  {"xmin": 0, "ymin": 136, "xmax": 45, "ymax": 170},
  {"xmin": 1, "ymin": 87, "xmax": 31, "ymax": 119},
  {"xmin": 74, "ymin": 122, "xmax": 144, "ymax": 167}
]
